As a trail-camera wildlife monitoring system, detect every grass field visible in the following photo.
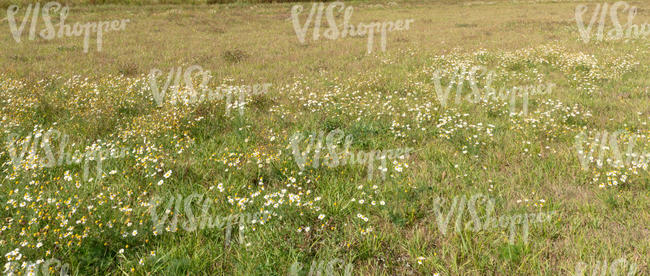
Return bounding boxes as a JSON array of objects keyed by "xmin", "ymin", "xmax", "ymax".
[{"xmin": 0, "ymin": 0, "xmax": 649, "ymax": 275}]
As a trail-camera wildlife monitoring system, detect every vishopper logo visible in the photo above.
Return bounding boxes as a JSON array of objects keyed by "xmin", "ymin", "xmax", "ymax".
[
  {"xmin": 289, "ymin": 129, "xmax": 412, "ymax": 180},
  {"xmin": 574, "ymin": 257, "xmax": 637, "ymax": 276},
  {"xmin": 431, "ymin": 193, "xmax": 556, "ymax": 245},
  {"xmin": 575, "ymin": 1, "xmax": 649, "ymax": 43},
  {"xmin": 432, "ymin": 65, "xmax": 554, "ymax": 115},
  {"xmin": 6, "ymin": 2, "xmax": 129, "ymax": 52},
  {"xmin": 288, "ymin": 258, "xmax": 353, "ymax": 276},
  {"xmin": 291, "ymin": 1, "xmax": 415, "ymax": 53},
  {"xmin": 148, "ymin": 193, "xmax": 273, "ymax": 246},
  {"xmin": 5, "ymin": 128, "xmax": 129, "ymax": 182},
  {"xmin": 148, "ymin": 65, "xmax": 270, "ymax": 116},
  {"xmin": 3, "ymin": 256, "xmax": 69, "ymax": 276},
  {"xmin": 575, "ymin": 130, "xmax": 649, "ymax": 171}
]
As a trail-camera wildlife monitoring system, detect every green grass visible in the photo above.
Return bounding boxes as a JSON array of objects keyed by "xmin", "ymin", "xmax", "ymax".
[{"xmin": 0, "ymin": 0, "xmax": 648, "ymax": 275}]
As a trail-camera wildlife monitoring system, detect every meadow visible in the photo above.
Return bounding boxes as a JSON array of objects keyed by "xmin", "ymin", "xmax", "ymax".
[{"xmin": 0, "ymin": 0, "xmax": 648, "ymax": 275}]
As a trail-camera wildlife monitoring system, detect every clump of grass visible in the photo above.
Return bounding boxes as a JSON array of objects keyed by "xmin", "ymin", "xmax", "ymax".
[
  {"xmin": 57, "ymin": 45, "xmax": 80, "ymax": 52},
  {"xmin": 118, "ymin": 62, "xmax": 139, "ymax": 76},
  {"xmin": 9, "ymin": 55, "xmax": 27, "ymax": 62},
  {"xmin": 250, "ymin": 93, "xmax": 274, "ymax": 113},
  {"xmin": 455, "ymin": 23, "xmax": 478, "ymax": 28},
  {"xmin": 222, "ymin": 49, "xmax": 248, "ymax": 64}
]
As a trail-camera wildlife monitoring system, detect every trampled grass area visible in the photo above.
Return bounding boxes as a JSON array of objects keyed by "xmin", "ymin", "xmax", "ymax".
[{"xmin": 0, "ymin": 0, "xmax": 648, "ymax": 275}]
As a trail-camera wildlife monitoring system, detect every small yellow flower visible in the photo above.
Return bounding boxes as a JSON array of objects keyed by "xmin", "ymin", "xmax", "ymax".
[{"xmin": 417, "ymin": 256, "xmax": 426, "ymax": 265}]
